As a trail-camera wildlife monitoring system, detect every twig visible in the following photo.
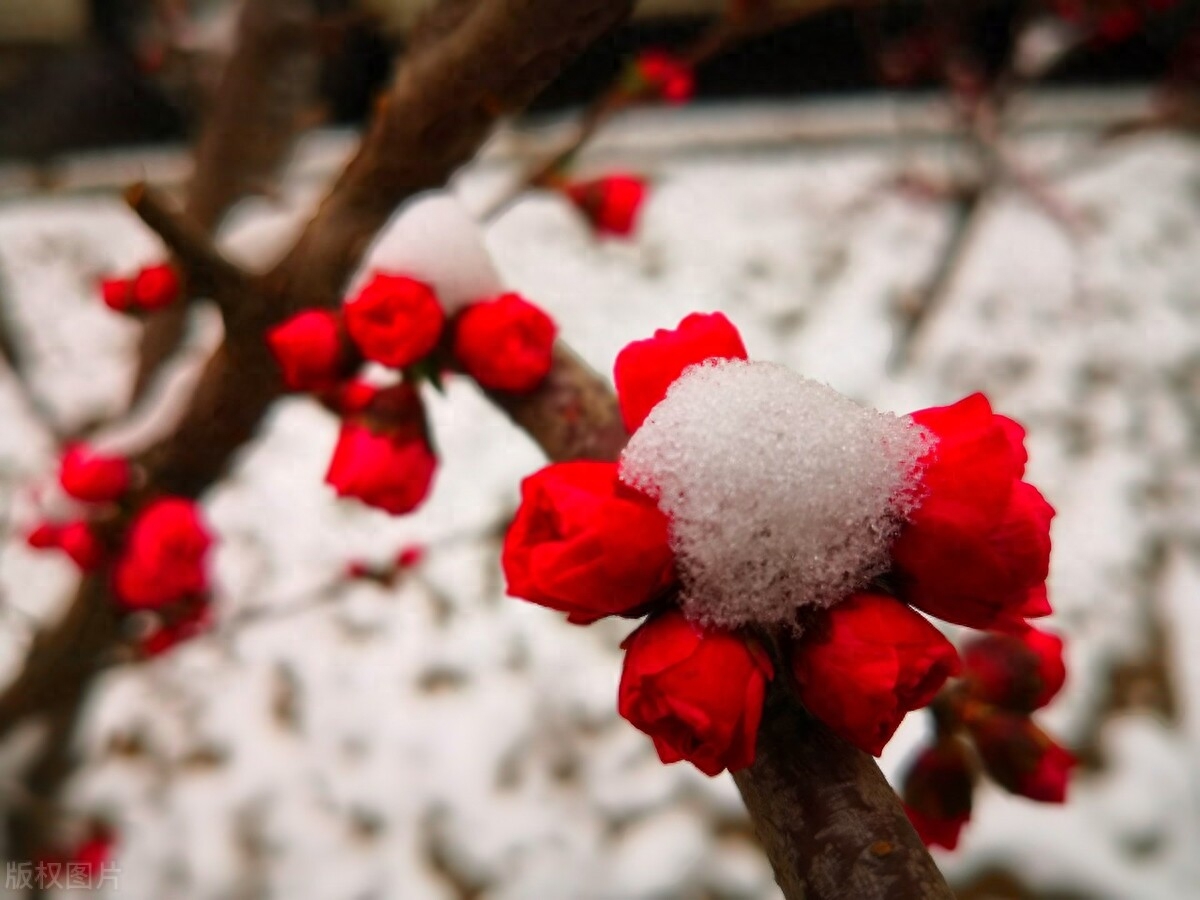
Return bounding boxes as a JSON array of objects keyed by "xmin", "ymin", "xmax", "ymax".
[{"xmin": 480, "ymin": 0, "xmax": 855, "ymax": 222}]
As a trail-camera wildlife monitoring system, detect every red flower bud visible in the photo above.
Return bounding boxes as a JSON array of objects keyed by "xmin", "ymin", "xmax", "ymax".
[
  {"xmin": 113, "ymin": 498, "xmax": 212, "ymax": 609},
  {"xmin": 902, "ymin": 739, "xmax": 976, "ymax": 850},
  {"xmin": 502, "ymin": 461, "xmax": 675, "ymax": 624},
  {"xmin": 396, "ymin": 544, "xmax": 425, "ymax": 569},
  {"xmin": 100, "ymin": 277, "xmax": 133, "ymax": 312},
  {"xmin": 453, "ymin": 293, "xmax": 558, "ymax": 393},
  {"xmin": 344, "ymin": 273, "xmax": 444, "ymax": 369},
  {"xmin": 131, "ymin": 263, "xmax": 182, "ymax": 311},
  {"xmin": 618, "ymin": 609, "xmax": 773, "ymax": 775},
  {"xmin": 325, "ymin": 422, "xmax": 437, "ymax": 516},
  {"xmin": 613, "ymin": 311, "xmax": 748, "ymax": 432},
  {"xmin": 59, "ymin": 444, "xmax": 131, "ymax": 504},
  {"xmin": 790, "ymin": 592, "xmax": 961, "ymax": 756},
  {"xmin": 893, "ymin": 394, "xmax": 1054, "ymax": 631},
  {"xmin": 632, "ymin": 50, "xmax": 695, "ymax": 104},
  {"xmin": 963, "ymin": 626, "xmax": 1066, "ymax": 713},
  {"xmin": 967, "ymin": 709, "xmax": 1075, "ymax": 803},
  {"xmin": 267, "ymin": 309, "xmax": 349, "ymax": 392},
  {"xmin": 27, "ymin": 520, "xmax": 105, "ymax": 571},
  {"xmin": 564, "ymin": 174, "xmax": 648, "ymax": 238}
]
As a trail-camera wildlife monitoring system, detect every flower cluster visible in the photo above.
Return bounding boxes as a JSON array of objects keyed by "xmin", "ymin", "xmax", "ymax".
[
  {"xmin": 902, "ymin": 625, "xmax": 1073, "ymax": 849},
  {"xmin": 267, "ymin": 273, "xmax": 558, "ymax": 516},
  {"xmin": 25, "ymin": 444, "xmax": 215, "ymax": 655},
  {"xmin": 99, "ymin": 263, "xmax": 182, "ymax": 314},
  {"xmin": 503, "ymin": 312, "xmax": 1063, "ymax": 783}
]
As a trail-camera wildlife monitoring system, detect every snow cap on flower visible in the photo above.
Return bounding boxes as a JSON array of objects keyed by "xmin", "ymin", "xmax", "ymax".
[
  {"xmin": 357, "ymin": 193, "xmax": 504, "ymax": 315},
  {"xmin": 453, "ymin": 293, "xmax": 557, "ymax": 393},
  {"xmin": 59, "ymin": 444, "xmax": 131, "ymax": 504},
  {"xmin": 620, "ymin": 357, "xmax": 929, "ymax": 630}
]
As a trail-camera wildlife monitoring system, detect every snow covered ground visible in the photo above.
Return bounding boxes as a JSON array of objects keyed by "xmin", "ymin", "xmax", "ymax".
[{"xmin": 0, "ymin": 98, "xmax": 1198, "ymax": 899}]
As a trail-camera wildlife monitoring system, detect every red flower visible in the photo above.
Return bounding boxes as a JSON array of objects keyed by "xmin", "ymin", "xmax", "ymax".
[
  {"xmin": 100, "ymin": 277, "xmax": 132, "ymax": 312},
  {"xmin": 967, "ymin": 709, "xmax": 1075, "ymax": 803},
  {"xmin": 344, "ymin": 272, "xmax": 444, "ymax": 369},
  {"xmin": 113, "ymin": 498, "xmax": 212, "ymax": 609},
  {"xmin": 892, "ymin": 394, "xmax": 1054, "ymax": 630},
  {"xmin": 27, "ymin": 521, "xmax": 105, "ymax": 571},
  {"xmin": 632, "ymin": 50, "xmax": 695, "ymax": 104},
  {"xmin": 325, "ymin": 422, "xmax": 437, "ymax": 516},
  {"xmin": 453, "ymin": 293, "xmax": 558, "ymax": 393},
  {"xmin": 59, "ymin": 444, "xmax": 130, "ymax": 503},
  {"xmin": 396, "ymin": 544, "xmax": 425, "ymax": 569},
  {"xmin": 963, "ymin": 626, "xmax": 1066, "ymax": 713},
  {"xmin": 790, "ymin": 592, "xmax": 961, "ymax": 756},
  {"xmin": 502, "ymin": 461, "xmax": 675, "ymax": 624},
  {"xmin": 268, "ymin": 309, "xmax": 349, "ymax": 392},
  {"xmin": 613, "ymin": 312, "xmax": 748, "ymax": 432},
  {"xmin": 618, "ymin": 610, "xmax": 773, "ymax": 775},
  {"xmin": 565, "ymin": 174, "xmax": 648, "ymax": 238},
  {"xmin": 902, "ymin": 739, "xmax": 975, "ymax": 850},
  {"xmin": 132, "ymin": 263, "xmax": 182, "ymax": 311}
]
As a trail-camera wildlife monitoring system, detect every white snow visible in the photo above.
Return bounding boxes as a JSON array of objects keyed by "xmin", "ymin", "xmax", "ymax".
[{"xmin": 620, "ymin": 358, "xmax": 928, "ymax": 629}]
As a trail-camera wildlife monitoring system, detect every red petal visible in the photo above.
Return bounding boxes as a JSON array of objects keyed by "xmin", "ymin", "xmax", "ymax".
[{"xmin": 613, "ymin": 312, "xmax": 747, "ymax": 432}]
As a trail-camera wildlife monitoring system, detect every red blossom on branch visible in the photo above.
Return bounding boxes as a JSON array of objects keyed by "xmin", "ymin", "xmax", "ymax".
[
  {"xmin": 324, "ymin": 383, "xmax": 437, "ymax": 516},
  {"xmin": 564, "ymin": 174, "xmax": 648, "ymax": 238},
  {"xmin": 902, "ymin": 739, "xmax": 976, "ymax": 851},
  {"xmin": 26, "ymin": 521, "xmax": 106, "ymax": 571},
  {"xmin": 618, "ymin": 609, "xmax": 772, "ymax": 776},
  {"xmin": 112, "ymin": 497, "xmax": 212, "ymax": 610},
  {"xmin": 59, "ymin": 444, "xmax": 131, "ymax": 504},
  {"xmin": 502, "ymin": 461, "xmax": 675, "ymax": 624},
  {"xmin": 629, "ymin": 50, "xmax": 695, "ymax": 104},
  {"xmin": 453, "ymin": 293, "xmax": 558, "ymax": 393},
  {"xmin": 789, "ymin": 592, "xmax": 961, "ymax": 757},
  {"xmin": 267, "ymin": 309, "xmax": 351, "ymax": 393},
  {"xmin": 344, "ymin": 272, "xmax": 445, "ymax": 369},
  {"xmin": 891, "ymin": 395, "xmax": 1056, "ymax": 632}
]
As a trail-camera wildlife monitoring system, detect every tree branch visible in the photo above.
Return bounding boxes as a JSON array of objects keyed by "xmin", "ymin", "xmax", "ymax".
[{"xmin": 130, "ymin": 0, "xmax": 322, "ymax": 408}]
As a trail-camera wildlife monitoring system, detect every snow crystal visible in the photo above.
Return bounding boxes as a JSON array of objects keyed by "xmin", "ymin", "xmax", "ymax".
[
  {"xmin": 355, "ymin": 191, "xmax": 504, "ymax": 313},
  {"xmin": 619, "ymin": 359, "xmax": 929, "ymax": 630}
]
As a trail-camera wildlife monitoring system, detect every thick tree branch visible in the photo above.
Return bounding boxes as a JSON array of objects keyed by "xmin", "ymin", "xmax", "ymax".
[{"xmin": 130, "ymin": 0, "xmax": 322, "ymax": 408}]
